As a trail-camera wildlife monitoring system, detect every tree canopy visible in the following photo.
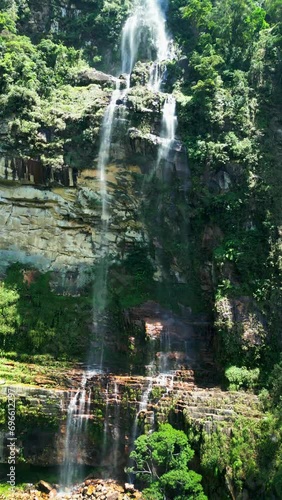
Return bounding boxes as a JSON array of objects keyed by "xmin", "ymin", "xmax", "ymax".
[{"xmin": 128, "ymin": 424, "xmax": 207, "ymax": 499}]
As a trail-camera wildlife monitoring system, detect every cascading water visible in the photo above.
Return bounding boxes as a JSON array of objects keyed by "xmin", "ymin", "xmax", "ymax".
[
  {"xmin": 121, "ymin": 10, "xmax": 140, "ymax": 78},
  {"xmin": 60, "ymin": 82, "xmax": 123, "ymax": 490},
  {"xmin": 61, "ymin": 45, "xmax": 126, "ymax": 496},
  {"xmin": 60, "ymin": 371, "xmax": 96, "ymax": 488},
  {"xmin": 122, "ymin": 0, "xmax": 178, "ymax": 447},
  {"xmin": 159, "ymin": 328, "xmax": 171, "ymax": 373},
  {"xmin": 97, "ymin": 83, "xmax": 121, "ymax": 226},
  {"xmin": 128, "ymin": 377, "xmax": 153, "ymax": 483},
  {"xmin": 61, "ymin": 0, "xmax": 181, "ymax": 488},
  {"xmin": 158, "ymin": 326, "xmax": 175, "ymax": 391},
  {"xmin": 101, "ymin": 383, "xmax": 110, "ymax": 465},
  {"xmin": 131, "ymin": 378, "xmax": 153, "ymax": 444},
  {"xmin": 122, "ymin": 0, "xmax": 177, "ymax": 175},
  {"xmin": 101, "ymin": 382, "xmax": 122, "ymax": 476},
  {"xmin": 111, "ymin": 383, "xmax": 121, "ymax": 473},
  {"xmin": 91, "ymin": 82, "xmax": 123, "ymax": 369},
  {"xmin": 121, "ymin": 0, "xmax": 174, "ymax": 90},
  {"xmin": 157, "ymin": 95, "xmax": 177, "ymax": 172}
]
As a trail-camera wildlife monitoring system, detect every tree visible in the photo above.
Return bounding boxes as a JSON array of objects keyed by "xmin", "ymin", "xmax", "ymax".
[
  {"xmin": 128, "ymin": 424, "xmax": 207, "ymax": 499},
  {"xmin": 0, "ymin": 282, "xmax": 20, "ymax": 346},
  {"xmin": 269, "ymin": 357, "xmax": 282, "ymax": 410}
]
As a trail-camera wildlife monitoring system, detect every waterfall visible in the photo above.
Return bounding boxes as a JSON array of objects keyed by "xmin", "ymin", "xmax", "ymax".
[
  {"xmin": 60, "ymin": 80, "xmax": 124, "ymax": 486},
  {"xmin": 157, "ymin": 373, "xmax": 174, "ymax": 390},
  {"xmin": 121, "ymin": 10, "xmax": 140, "ymax": 77},
  {"xmin": 91, "ymin": 81, "xmax": 125, "ymax": 369},
  {"xmin": 60, "ymin": 0, "xmax": 181, "ymax": 488},
  {"xmin": 122, "ymin": 0, "xmax": 178, "ymax": 462},
  {"xmin": 159, "ymin": 327, "xmax": 171, "ymax": 373},
  {"xmin": 131, "ymin": 378, "xmax": 153, "ymax": 444},
  {"xmin": 121, "ymin": 0, "xmax": 174, "ymax": 89},
  {"xmin": 157, "ymin": 95, "xmax": 177, "ymax": 171},
  {"xmin": 129, "ymin": 377, "xmax": 153, "ymax": 483},
  {"xmin": 122, "ymin": 0, "xmax": 177, "ymax": 175},
  {"xmin": 101, "ymin": 382, "xmax": 122, "ymax": 475},
  {"xmin": 60, "ymin": 370, "xmax": 96, "ymax": 488},
  {"xmin": 97, "ymin": 83, "xmax": 121, "ymax": 225},
  {"xmin": 111, "ymin": 383, "xmax": 121, "ymax": 473},
  {"xmin": 101, "ymin": 382, "xmax": 110, "ymax": 465}
]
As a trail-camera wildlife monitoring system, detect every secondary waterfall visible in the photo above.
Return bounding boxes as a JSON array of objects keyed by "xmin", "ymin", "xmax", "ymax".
[
  {"xmin": 111, "ymin": 383, "xmax": 121, "ymax": 473},
  {"xmin": 60, "ymin": 82, "xmax": 123, "ymax": 491},
  {"xmin": 60, "ymin": 370, "xmax": 97, "ymax": 488},
  {"xmin": 128, "ymin": 377, "xmax": 153, "ymax": 483},
  {"xmin": 157, "ymin": 95, "xmax": 177, "ymax": 172},
  {"xmin": 91, "ymin": 81, "xmax": 124, "ymax": 369},
  {"xmin": 97, "ymin": 83, "xmax": 121, "ymax": 225}
]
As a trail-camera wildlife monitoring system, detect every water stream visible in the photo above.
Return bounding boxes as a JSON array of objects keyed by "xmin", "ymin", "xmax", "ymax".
[
  {"xmin": 60, "ymin": 370, "xmax": 97, "ymax": 488},
  {"xmin": 101, "ymin": 383, "xmax": 110, "ymax": 465},
  {"xmin": 129, "ymin": 376, "xmax": 154, "ymax": 482},
  {"xmin": 122, "ymin": 0, "xmax": 179, "ymax": 469},
  {"xmin": 111, "ymin": 383, "xmax": 121, "ymax": 473},
  {"xmin": 157, "ymin": 95, "xmax": 177, "ymax": 167},
  {"xmin": 91, "ymin": 82, "xmax": 124, "ymax": 368}
]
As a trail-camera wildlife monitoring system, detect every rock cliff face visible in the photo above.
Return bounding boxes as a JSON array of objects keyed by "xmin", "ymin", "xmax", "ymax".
[
  {"xmin": 0, "ymin": 77, "xmax": 190, "ymax": 294},
  {"xmin": 16, "ymin": 0, "xmax": 132, "ymax": 71},
  {"xmin": 0, "ymin": 163, "xmax": 144, "ymax": 292},
  {"xmin": 0, "ymin": 372, "xmax": 261, "ymax": 469}
]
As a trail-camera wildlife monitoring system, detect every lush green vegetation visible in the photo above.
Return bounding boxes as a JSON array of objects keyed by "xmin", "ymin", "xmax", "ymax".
[
  {"xmin": 200, "ymin": 414, "xmax": 282, "ymax": 499},
  {"xmin": 128, "ymin": 424, "xmax": 207, "ymax": 500},
  {"xmin": 0, "ymin": 265, "xmax": 92, "ymax": 359},
  {"xmin": 165, "ymin": 0, "xmax": 282, "ymax": 373}
]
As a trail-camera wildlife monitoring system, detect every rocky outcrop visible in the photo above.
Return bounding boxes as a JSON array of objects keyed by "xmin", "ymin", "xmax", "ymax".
[
  {"xmin": 0, "ymin": 184, "xmax": 96, "ymax": 292},
  {"xmin": 0, "ymin": 159, "xmax": 147, "ymax": 292},
  {"xmin": 0, "ymin": 157, "xmax": 77, "ymax": 187},
  {"xmin": 0, "ymin": 373, "xmax": 261, "ymax": 469},
  {"xmin": 215, "ymin": 296, "xmax": 267, "ymax": 348},
  {"xmin": 9, "ymin": 479, "xmax": 143, "ymax": 499},
  {"xmin": 76, "ymin": 69, "xmax": 118, "ymax": 87}
]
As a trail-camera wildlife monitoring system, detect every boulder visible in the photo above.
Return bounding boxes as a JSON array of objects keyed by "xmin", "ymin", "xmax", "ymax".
[
  {"xmin": 76, "ymin": 69, "xmax": 117, "ymax": 87},
  {"xmin": 124, "ymin": 483, "xmax": 135, "ymax": 492},
  {"xmin": 37, "ymin": 479, "xmax": 53, "ymax": 494}
]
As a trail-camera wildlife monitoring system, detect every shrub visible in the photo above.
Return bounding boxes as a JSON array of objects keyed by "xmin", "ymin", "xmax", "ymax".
[{"xmin": 225, "ymin": 365, "xmax": 260, "ymax": 390}]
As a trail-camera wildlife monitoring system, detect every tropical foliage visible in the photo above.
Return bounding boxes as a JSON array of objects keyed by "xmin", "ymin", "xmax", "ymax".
[{"xmin": 128, "ymin": 424, "xmax": 207, "ymax": 499}]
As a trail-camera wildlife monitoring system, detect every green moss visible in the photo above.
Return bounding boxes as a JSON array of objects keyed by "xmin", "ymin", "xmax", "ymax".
[{"xmin": 16, "ymin": 398, "xmax": 60, "ymax": 432}]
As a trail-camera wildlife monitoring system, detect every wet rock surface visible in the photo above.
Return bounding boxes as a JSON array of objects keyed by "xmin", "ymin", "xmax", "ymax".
[{"xmin": 3, "ymin": 480, "xmax": 143, "ymax": 499}]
